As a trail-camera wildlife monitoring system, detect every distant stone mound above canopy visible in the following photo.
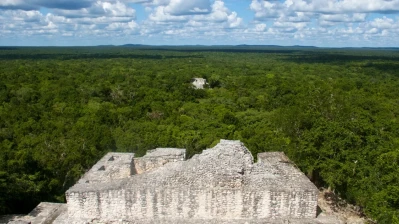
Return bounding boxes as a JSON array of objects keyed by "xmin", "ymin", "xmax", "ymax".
[{"xmin": 191, "ymin": 78, "xmax": 207, "ymax": 89}]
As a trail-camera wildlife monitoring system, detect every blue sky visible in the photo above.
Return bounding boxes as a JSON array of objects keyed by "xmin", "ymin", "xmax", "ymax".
[{"xmin": 0, "ymin": 0, "xmax": 399, "ymax": 47}]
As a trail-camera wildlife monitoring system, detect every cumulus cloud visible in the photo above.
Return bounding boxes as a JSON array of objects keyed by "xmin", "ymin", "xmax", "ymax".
[
  {"xmin": 148, "ymin": 6, "xmax": 188, "ymax": 22},
  {"xmin": 249, "ymin": 0, "xmax": 399, "ymax": 25},
  {"xmin": 135, "ymin": 0, "xmax": 244, "ymax": 45},
  {"xmin": 0, "ymin": 10, "xmax": 58, "ymax": 38},
  {"xmin": 250, "ymin": 0, "xmax": 284, "ymax": 19},
  {"xmin": 320, "ymin": 13, "xmax": 366, "ymax": 23},
  {"xmin": 246, "ymin": 0, "xmax": 399, "ymax": 46},
  {"xmin": 194, "ymin": 0, "xmax": 242, "ymax": 26},
  {"xmin": 0, "ymin": 0, "xmax": 141, "ymax": 44},
  {"xmin": 0, "ymin": 0, "xmax": 37, "ymax": 10},
  {"xmin": 292, "ymin": 0, "xmax": 399, "ymax": 14},
  {"xmin": 54, "ymin": 1, "xmax": 136, "ymax": 19},
  {"xmin": 148, "ymin": 0, "xmax": 242, "ymax": 28},
  {"xmin": 33, "ymin": 0, "xmax": 93, "ymax": 10},
  {"xmin": 0, "ymin": 0, "xmax": 93, "ymax": 10},
  {"xmin": 164, "ymin": 0, "xmax": 211, "ymax": 15},
  {"xmin": 370, "ymin": 16, "xmax": 397, "ymax": 29},
  {"xmin": 318, "ymin": 13, "xmax": 367, "ymax": 27}
]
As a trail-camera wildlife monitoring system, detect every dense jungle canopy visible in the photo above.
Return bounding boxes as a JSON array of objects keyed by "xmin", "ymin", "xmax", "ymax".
[{"xmin": 0, "ymin": 46, "xmax": 398, "ymax": 223}]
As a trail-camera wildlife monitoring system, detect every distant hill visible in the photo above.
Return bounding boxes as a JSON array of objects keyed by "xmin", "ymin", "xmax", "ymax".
[
  {"xmin": 236, "ymin": 44, "xmax": 317, "ymax": 48},
  {"xmin": 121, "ymin": 44, "xmax": 148, "ymax": 47},
  {"xmin": 115, "ymin": 44, "xmax": 399, "ymax": 51}
]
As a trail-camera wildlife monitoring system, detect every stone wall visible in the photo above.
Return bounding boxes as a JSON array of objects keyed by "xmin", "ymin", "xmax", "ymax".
[{"xmin": 66, "ymin": 188, "xmax": 317, "ymax": 222}]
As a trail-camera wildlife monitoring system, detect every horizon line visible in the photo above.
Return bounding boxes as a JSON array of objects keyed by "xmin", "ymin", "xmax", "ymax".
[{"xmin": 1, "ymin": 44, "xmax": 399, "ymax": 49}]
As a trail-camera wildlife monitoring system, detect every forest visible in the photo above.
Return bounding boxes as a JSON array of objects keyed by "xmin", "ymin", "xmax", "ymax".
[{"xmin": 0, "ymin": 46, "xmax": 399, "ymax": 223}]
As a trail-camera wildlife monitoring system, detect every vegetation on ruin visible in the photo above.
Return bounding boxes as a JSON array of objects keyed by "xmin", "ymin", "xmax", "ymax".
[{"xmin": 0, "ymin": 46, "xmax": 398, "ymax": 223}]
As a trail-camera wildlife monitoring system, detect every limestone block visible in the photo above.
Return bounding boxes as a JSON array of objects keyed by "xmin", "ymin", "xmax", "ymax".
[
  {"xmin": 133, "ymin": 148, "xmax": 186, "ymax": 175},
  {"xmin": 78, "ymin": 153, "xmax": 134, "ymax": 184}
]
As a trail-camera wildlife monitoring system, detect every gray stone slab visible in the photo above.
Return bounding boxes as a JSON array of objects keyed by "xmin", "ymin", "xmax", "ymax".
[
  {"xmin": 1, "ymin": 203, "xmax": 66, "ymax": 224},
  {"xmin": 78, "ymin": 152, "xmax": 135, "ymax": 184}
]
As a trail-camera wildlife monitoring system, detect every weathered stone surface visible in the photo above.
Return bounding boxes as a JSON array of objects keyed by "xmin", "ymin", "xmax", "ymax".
[
  {"xmin": 0, "ymin": 215, "xmax": 27, "ymax": 224},
  {"xmin": 133, "ymin": 148, "xmax": 186, "ymax": 175},
  {"xmin": 64, "ymin": 140, "xmax": 319, "ymax": 223},
  {"xmin": 78, "ymin": 152, "xmax": 134, "ymax": 184},
  {"xmin": 0, "ymin": 203, "xmax": 66, "ymax": 224},
  {"xmin": 52, "ymin": 217, "xmax": 342, "ymax": 224},
  {"xmin": 5, "ymin": 139, "xmax": 342, "ymax": 224}
]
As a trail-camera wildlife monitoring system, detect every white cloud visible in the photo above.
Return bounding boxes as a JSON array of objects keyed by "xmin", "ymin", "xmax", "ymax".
[
  {"xmin": 0, "ymin": 1, "xmax": 140, "ymax": 42},
  {"xmin": 254, "ymin": 23, "xmax": 267, "ymax": 32},
  {"xmin": 246, "ymin": 0, "xmax": 399, "ymax": 47},
  {"xmin": 164, "ymin": 0, "xmax": 211, "ymax": 15},
  {"xmin": 148, "ymin": 6, "xmax": 188, "ymax": 22},
  {"xmin": 195, "ymin": 0, "xmax": 242, "ymax": 25},
  {"xmin": 250, "ymin": 0, "xmax": 283, "ymax": 19},
  {"xmin": 148, "ymin": 0, "xmax": 242, "ymax": 29},
  {"xmin": 0, "ymin": 9, "xmax": 59, "ymax": 38},
  {"xmin": 370, "ymin": 16, "xmax": 397, "ymax": 29},
  {"xmin": 292, "ymin": 0, "xmax": 399, "ymax": 14},
  {"xmin": 0, "ymin": 0, "xmax": 27, "ymax": 7},
  {"xmin": 0, "ymin": 0, "xmax": 94, "ymax": 10},
  {"xmin": 105, "ymin": 20, "xmax": 138, "ymax": 33},
  {"xmin": 136, "ymin": 0, "xmax": 244, "ymax": 45},
  {"xmin": 54, "ymin": 1, "xmax": 136, "ymax": 19},
  {"xmin": 320, "ymin": 13, "xmax": 366, "ymax": 23}
]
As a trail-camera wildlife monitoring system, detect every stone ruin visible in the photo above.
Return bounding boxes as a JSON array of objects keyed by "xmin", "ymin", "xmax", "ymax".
[
  {"xmin": 191, "ymin": 78, "xmax": 207, "ymax": 89},
  {"xmin": 2, "ymin": 140, "xmax": 341, "ymax": 224}
]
